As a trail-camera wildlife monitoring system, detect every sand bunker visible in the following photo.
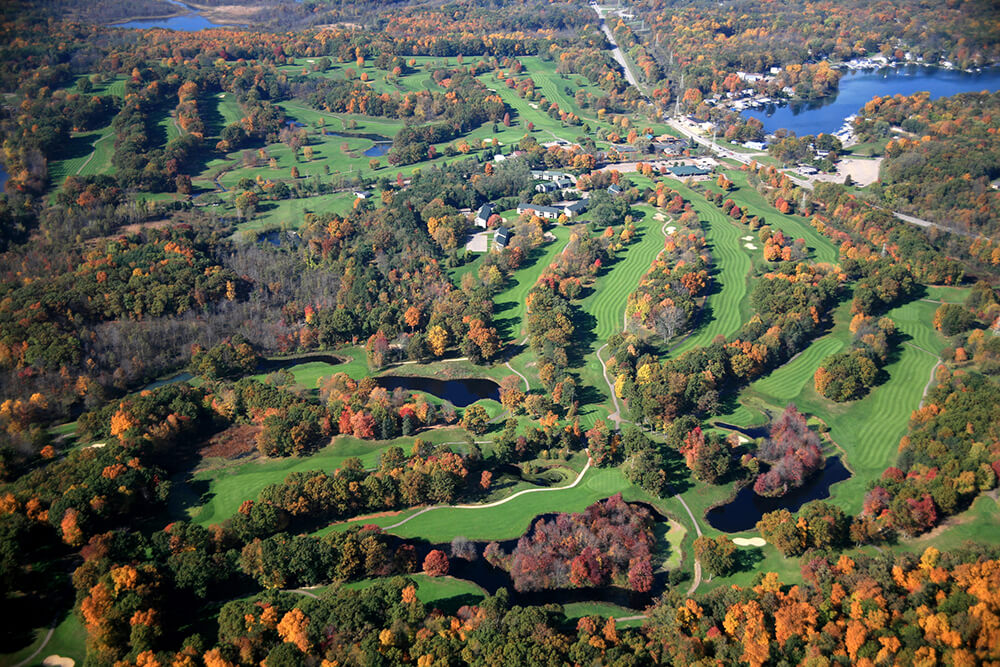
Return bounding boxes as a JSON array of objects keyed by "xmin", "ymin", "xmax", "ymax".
[
  {"xmin": 732, "ymin": 537, "xmax": 766, "ymax": 547},
  {"xmin": 653, "ymin": 212, "xmax": 666, "ymax": 221},
  {"xmin": 665, "ymin": 226, "xmax": 677, "ymax": 235},
  {"xmin": 744, "ymin": 243, "xmax": 757, "ymax": 250},
  {"xmin": 43, "ymin": 656, "xmax": 75, "ymax": 667},
  {"xmin": 742, "ymin": 235, "xmax": 753, "ymax": 241}
]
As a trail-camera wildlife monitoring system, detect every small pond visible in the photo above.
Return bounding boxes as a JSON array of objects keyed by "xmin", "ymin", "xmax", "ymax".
[
  {"xmin": 363, "ymin": 143, "xmax": 392, "ymax": 157},
  {"xmin": 259, "ymin": 230, "xmax": 301, "ymax": 247},
  {"xmin": 705, "ymin": 456, "xmax": 852, "ymax": 533},
  {"xmin": 0, "ymin": 162, "xmax": 7, "ymax": 191},
  {"xmin": 375, "ymin": 376, "xmax": 500, "ymax": 407},
  {"xmin": 142, "ymin": 371, "xmax": 194, "ymax": 391},
  {"xmin": 256, "ymin": 354, "xmax": 347, "ymax": 373}
]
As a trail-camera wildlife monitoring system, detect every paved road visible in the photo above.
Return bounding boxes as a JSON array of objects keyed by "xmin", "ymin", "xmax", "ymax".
[
  {"xmin": 666, "ymin": 118, "xmax": 758, "ymax": 165},
  {"xmin": 591, "ymin": 5, "xmax": 642, "ymax": 90}
]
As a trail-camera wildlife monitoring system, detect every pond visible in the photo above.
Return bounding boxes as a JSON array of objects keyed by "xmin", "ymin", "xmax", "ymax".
[
  {"xmin": 363, "ymin": 143, "xmax": 392, "ymax": 157},
  {"xmin": 113, "ymin": 0, "xmax": 232, "ymax": 31},
  {"xmin": 0, "ymin": 161, "xmax": 6, "ymax": 191},
  {"xmin": 375, "ymin": 376, "xmax": 500, "ymax": 407},
  {"xmin": 743, "ymin": 65, "xmax": 1000, "ymax": 136},
  {"xmin": 413, "ymin": 501, "xmax": 669, "ymax": 610},
  {"xmin": 705, "ymin": 456, "xmax": 852, "ymax": 533},
  {"xmin": 138, "ymin": 357, "xmax": 500, "ymax": 409},
  {"xmin": 259, "ymin": 230, "xmax": 301, "ymax": 247},
  {"xmin": 142, "ymin": 371, "xmax": 194, "ymax": 391}
]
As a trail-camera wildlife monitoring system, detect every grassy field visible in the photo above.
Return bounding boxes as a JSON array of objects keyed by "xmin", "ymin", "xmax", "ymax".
[
  {"xmin": 571, "ymin": 205, "xmax": 668, "ymax": 425},
  {"xmin": 587, "ymin": 205, "xmax": 667, "ymax": 343},
  {"xmin": 721, "ymin": 170, "xmax": 839, "ymax": 264},
  {"xmin": 732, "ymin": 297, "xmax": 945, "ymax": 515},
  {"xmin": 240, "ymin": 191, "xmax": 355, "ymax": 232},
  {"xmin": 46, "ymin": 126, "xmax": 115, "ymax": 190},
  {"xmin": 493, "ymin": 225, "xmax": 572, "ymax": 342},
  {"xmin": 663, "ymin": 180, "xmax": 752, "ymax": 357},
  {"xmin": 0, "ymin": 613, "xmax": 86, "ymax": 667},
  {"xmin": 186, "ymin": 426, "xmax": 474, "ymax": 527},
  {"xmin": 563, "ymin": 602, "xmax": 645, "ymax": 625},
  {"xmin": 215, "ymin": 92, "xmax": 244, "ymax": 125},
  {"xmin": 345, "ymin": 466, "xmax": 647, "ymax": 542},
  {"xmin": 340, "ymin": 573, "xmax": 487, "ymax": 608}
]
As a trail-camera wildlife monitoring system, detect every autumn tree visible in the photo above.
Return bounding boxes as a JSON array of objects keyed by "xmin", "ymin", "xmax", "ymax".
[{"xmin": 422, "ymin": 549, "xmax": 449, "ymax": 576}]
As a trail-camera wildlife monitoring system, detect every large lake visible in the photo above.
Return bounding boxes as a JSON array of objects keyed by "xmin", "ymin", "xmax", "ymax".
[
  {"xmin": 743, "ymin": 66, "xmax": 1000, "ymax": 136},
  {"xmin": 114, "ymin": 0, "xmax": 230, "ymax": 31}
]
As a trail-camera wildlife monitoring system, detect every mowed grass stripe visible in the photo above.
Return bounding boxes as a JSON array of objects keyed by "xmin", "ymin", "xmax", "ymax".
[
  {"xmin": 493, "ymin": 225, "xmax": 572, "ymax": 340},
  {"xmin": 834, "ymin": 342, "xmax": 936, "ymax": 471},
  {"xmin": 892, "ymin": 300, "xmax": 948, "ymax": 355},
  {"xmin": 752, "ymin": 336, "xmax": 845, "ymax": 404},
  {"xmin": 725, "ymin": 170, "xmax": 838, "ymax": 264},
  {"xmin": 665, "ymin": 181, "xmax": 750, "ymax": 356},
  {"xmin": 371, "ymin": 467, "xmax": 640, "ymax": 542},
  {"xmin": 587, "ymin": 206, "xmax": 666, "ymax": 345},
  {"xmin": 189, "ymin": 427, "xmax": 472, "ymax": 527},
  {"xmin": 76, "ymin": 131, "xmax": 115, "ymax": 177}
]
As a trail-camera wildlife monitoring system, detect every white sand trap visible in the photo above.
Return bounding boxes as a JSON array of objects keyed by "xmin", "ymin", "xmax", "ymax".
[
  {"xmin": 217, "ymin": 93, "xmax": 226, "ymax": 98},
  {"xmin": 665, "ymin": 226, "xmax": 677, "ymax": 235},
  {"xmin": 744, "ymin": 243, "xmax": 757, "ymax": 250},
  {"xmin": 741, "ymin": 235, "xmax": 753, "ymax": 241},
  {"xmin": 43, "ymin": 656, "xmax": 75, "ymax": 667},
  {"xmin": 306, "ymin": 59, "xmax": 315, "ymax": 63},
  {"xmin": 653, "ymin": 212, "xmax": 666, "ymax": 221},
  {"xmin": 529, "ymin": 103, "xmax": 539, "ymax": 109},
  {"xmin": 732, "ymin": 537, "xmax": 766, "ymax": 547},
  {"xmin": 88, "ymin": 442, "xmax": 107, "ymax": 449}
]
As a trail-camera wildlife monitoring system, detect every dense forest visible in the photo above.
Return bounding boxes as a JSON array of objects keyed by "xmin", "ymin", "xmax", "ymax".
[{"xmin": 1, "ymin": 0, "xmax": 999, "ymax": 664}]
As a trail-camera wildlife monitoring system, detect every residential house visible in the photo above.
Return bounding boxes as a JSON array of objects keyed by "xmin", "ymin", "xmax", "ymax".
[
  {"xmin": 517, "ymin": 203, "xmax": 561, "ymax": 220},
  {"xmin": 494, "ymin": 225, "xmax": 513, "ymax": 249},
  {"xmin": 474, "ymin": 202, "xmax": 496, "ymax": 228}
]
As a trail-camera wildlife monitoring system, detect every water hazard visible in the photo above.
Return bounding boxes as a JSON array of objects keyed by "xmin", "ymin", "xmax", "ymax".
[
  {"xmin": 705, "ymin": 456, "xmax": 852, "ymax": 533},
  {"xmin": 375, "ymin": 376, "xmax": 500, "ymax": 407}
]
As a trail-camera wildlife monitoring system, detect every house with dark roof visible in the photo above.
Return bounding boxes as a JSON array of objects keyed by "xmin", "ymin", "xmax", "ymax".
[
  {"xmin": 474, "ymin": 202, "xmax": 495, "ymax": 228},
  {"xmin": 535, "ymin": 182, "xmax": 559, "ymax": 193},
  {"xmin": 562, "ymin": 200, "xmax": 588, "ymax": 218},
  {"xmin": 667, "ymin": 165, "xmax": 711, "ymax": 178},
  {"xmin": 493, "ymin": 225, "xmax": 513, "ymax": 250},
  {"xmin": 607, "ymin": 184, "xmax": 623, "ymax": 195},
  {"xmin": 517, "ymin": 203, "xmax": 561, "ymax": 220}
]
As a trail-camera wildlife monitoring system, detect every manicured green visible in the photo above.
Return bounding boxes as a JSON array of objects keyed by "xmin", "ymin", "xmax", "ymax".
[
  {"xmin": 47, "ymin": 126, "xmax": 115, "ymax": 190},
  {"xmin": 0, "ymin": 613, "xmax": 86, "ymax": 667},
  {"xmin": 732, "ymin": 296, "xmax": 946, "ymax": 515},
  {"xmin": 722, "ymin": 170, "xmax": 839, "ymax": 264},
  {"xmin": 587, "ymin": 205, "xmax": 667, "ymax": 343},
  {"xmin": 188, "ymin": 426, "xmax": 473, "ymax": 527},
  {"xmin": 663, "ymin": 180, "xmax": 752, "ymax": 356},
  {"xmin": 562, "ymin": 602, "xmax": 644, "ymax": 625},
  {"xmin": 353, "ymin": 466, "xmax": 646, "ymax": 542},
  {"xmin": 342, "ymin": 574, "xmax": 487, "ymax": 607},
  {"xmin": 493, "ymin": 224, "xmax": 572, "ymax": 341}
]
